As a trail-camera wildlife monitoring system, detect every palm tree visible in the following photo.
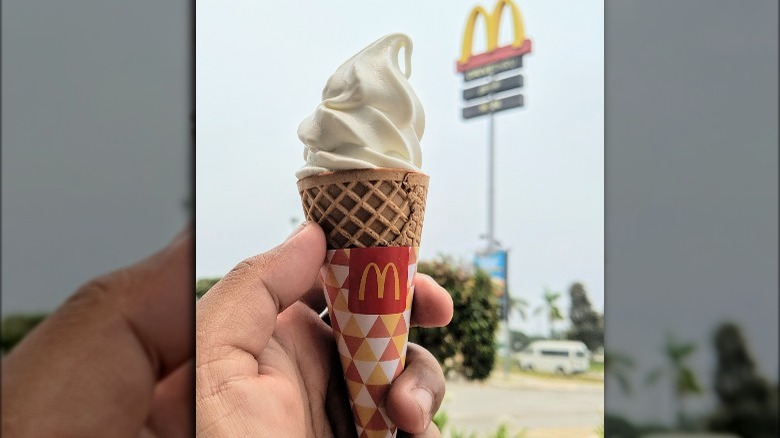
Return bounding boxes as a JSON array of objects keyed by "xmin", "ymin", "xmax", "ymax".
[
  {"xmin": 604, "ymin": 350, "xmax": 636, "ymax": 395},
  {"xmin": 506, "ymin": 295, "xmax": 532, "ymax": 352},
  {"xmin": 533, "ymin": 289, "xmax": 564, "ymax": 338},
  {"xmin": 644, "ymin": 332, "xmax": 702, "ymax": 430},
  {"xmin": 508, "ymin": 295, "xmax": 530, "ymax": 321}
]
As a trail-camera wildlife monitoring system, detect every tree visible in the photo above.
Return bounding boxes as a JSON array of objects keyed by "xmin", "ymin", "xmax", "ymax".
[
  {"xmin": 603, "ymin": 414, "xmax": 640, "ymax": 438},
  {"xmin": 506, "ymin": 295, "xmax": 532, "ymax": 352},
  {"xmin": 409, "ymin": 257, "xmax": 500, "ymax": 381},
  {"xmin": 565, "ymin": 282, "xmax": 604, "ymax": 351},
  {"xmin": 508, "ymin": 295, "xmax": 529, "ymax": 322},
  {"xmin": 707, "ymin": 322, "xmax": 779, "ymax": 438},
  {"xmin": 533, "ymin": 289, "xmax": 564, "ymax": 338},
  {"xmin": 458, "ymin": 270, "xmax": 501, "ymax": 380},
  {"xmin": 604, "ymin": 350, "xmax": 636, "ymax": 396},
  {"xmin": 644, "ymin": 332, "xmax": 702, "ymax": 430}
]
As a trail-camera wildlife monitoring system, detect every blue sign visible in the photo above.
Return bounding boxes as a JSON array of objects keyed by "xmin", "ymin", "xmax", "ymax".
[
  {"xmin": 475, "ymin": 250, "xmax": 509, "ymax": 318},
  {"xmin": 474, "ymin": 250, "xmax": 508, "ymax": 286}
]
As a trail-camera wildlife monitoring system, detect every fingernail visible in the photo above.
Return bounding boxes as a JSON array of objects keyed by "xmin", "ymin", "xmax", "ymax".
[
  {"xmin": 411, "ymin": 387, "xmax": 434, "ymax": 426},
  {"xmin": 285, "ymin": 221, "xmax": 308, "ymax": 241}
]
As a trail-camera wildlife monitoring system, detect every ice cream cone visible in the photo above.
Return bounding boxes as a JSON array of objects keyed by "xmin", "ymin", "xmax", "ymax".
[{"xmin": 298, "ymin": 168, "xmax": 428, "ymax": 438}]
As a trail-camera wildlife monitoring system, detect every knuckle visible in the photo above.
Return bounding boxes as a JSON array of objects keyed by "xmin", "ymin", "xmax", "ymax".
[
  {"xmin": 408, "ymin": 343, "xmax": 442, "ymax": 373},
  {"xmin": 224, "ymin": 251, "xmax": 273, "ymax": 283},
  {"xmin": 69, "ymin": 273, "xmax": 125, "ymax": 309},
  {"xmin": 227, "ymin": 258, "xmax": 257, "ymax": 278}
]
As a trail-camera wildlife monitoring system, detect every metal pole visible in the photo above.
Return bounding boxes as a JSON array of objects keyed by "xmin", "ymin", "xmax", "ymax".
[
  {"xmin": 487, "ymin": 100, "xmax": 495, "ymax": 253},
  {"xmin": 504, "ymin": 251, "xmax": 511, "ymax": 379},
  {"xmin": 485, "ymin": 75, "xmax": 509, "ymax": 379}
]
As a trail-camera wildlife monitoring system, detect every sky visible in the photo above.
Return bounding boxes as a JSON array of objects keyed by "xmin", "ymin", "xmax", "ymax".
[
  {"xmin": 2, "ymin": 0, "xmax": 190, "ymax": 316},
  {"xmin": 603, "ymin": 0, "xmax": 778, "ymax": 426},
  {"xmin": 195, "ymin": 0, "xmax": 606, "ymax": 338}
]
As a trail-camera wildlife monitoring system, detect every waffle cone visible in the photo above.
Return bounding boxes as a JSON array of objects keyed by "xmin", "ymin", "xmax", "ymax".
[{"xmin": 297, "ymin": 168, "xmax": 429, "ymax": 249}]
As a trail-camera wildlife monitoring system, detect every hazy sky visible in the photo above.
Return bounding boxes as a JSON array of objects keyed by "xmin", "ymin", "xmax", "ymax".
[
  {"xmin": 603, "ymin": 0, "xmax": 778, "ymax": 426},
  {"xmin": 2, "ymin": 0, "xmax": 190, "ymax": 316},
  {"xmin": 196, "ymin": 0, "xmax": 605, "ymax": 337}
]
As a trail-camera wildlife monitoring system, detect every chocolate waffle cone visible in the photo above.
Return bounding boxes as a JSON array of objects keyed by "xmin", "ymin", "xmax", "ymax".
[{"xmin": 297, "ymin": 168, "xmax": 429, "ymax": 249}]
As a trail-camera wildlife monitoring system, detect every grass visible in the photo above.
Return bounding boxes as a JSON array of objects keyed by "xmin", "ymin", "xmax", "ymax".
[
  {"xmin": 449, "ymin": 422, "xmax": 528, "ymax": 438},
  {"xmin": 436, "ymin": 402, "xmax": 529, "ymax": 437},
  {"xmin": 516, "ymin": 369, "xmax": 603, "ymax": 384}
]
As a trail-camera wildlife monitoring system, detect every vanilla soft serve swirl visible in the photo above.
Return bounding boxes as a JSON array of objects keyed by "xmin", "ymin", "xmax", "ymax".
[{"xmin": 296, "ymin": 33, "xmax": 424, "ymax": 179}]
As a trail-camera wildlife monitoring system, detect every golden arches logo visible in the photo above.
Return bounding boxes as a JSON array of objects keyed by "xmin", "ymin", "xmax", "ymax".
[
  {"xmin": 459, "ymin": 0, "xmax": 527, "ymax": 64},
  {"xmin": 358, "ymin": 262, "xmax": 401, "ymax": 301}
]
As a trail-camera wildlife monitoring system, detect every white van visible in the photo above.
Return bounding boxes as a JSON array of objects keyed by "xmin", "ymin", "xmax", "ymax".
[{"xmin": 516, "ymin": 340, "xmax": 590, "ymax": 374}]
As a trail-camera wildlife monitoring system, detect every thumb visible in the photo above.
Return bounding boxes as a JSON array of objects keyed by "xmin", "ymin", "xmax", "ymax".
[
  {"xmin": 196, "ymin": 222, "xmax": 326, "ymax": 360},
  {"xmin": 1, "ymin": 225, "xmax": 193, "ymax": 436}
]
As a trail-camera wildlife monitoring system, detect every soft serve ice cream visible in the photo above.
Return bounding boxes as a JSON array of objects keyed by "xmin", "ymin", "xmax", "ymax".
[{"xmin": 296, "ymin": 33, "xmax": 425, "ymax": 179}]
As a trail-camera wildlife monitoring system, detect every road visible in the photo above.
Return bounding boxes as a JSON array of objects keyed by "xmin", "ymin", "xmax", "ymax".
[{"xmin": 439, "ymin": 373, "xmax": 604, "ymax": 438}]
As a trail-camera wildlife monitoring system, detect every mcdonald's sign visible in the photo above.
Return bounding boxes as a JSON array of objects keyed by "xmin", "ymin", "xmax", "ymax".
[
  {"xmin": 349, "ymin": 247, "xmax": 409, "ymax": 314},
  {"xmin": 456, "ymin": 0, "xmax": 532, "ymax": 74}
]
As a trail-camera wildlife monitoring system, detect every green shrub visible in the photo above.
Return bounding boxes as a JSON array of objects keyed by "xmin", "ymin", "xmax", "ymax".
[
  {"xmin": 448, "ymin": 422, "xmax": 527, "ymax": 438},
  {"xmin": 432, "ymin": 410, "xmax": 448, "ymax": 431},
  {"xmin": 409, "ymin": 257, "xmax": 500, "ymax": 381}
]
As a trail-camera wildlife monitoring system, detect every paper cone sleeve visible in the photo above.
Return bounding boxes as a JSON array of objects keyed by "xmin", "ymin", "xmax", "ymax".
[{"xmin": 321, "ymin": 246, "xmax": 416, "ymax": 438}]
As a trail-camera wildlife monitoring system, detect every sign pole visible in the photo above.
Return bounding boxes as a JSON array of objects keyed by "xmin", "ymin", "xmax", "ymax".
[
  {"xmin": 485, "ymin": 74, "xmax": 510, "ymax": 380},
  {"xmin": 504, "ymin": 251, "xmax": 511, "ymax": 379},
  {"xmin": 487, "ymin": 74, "xmax": 496, "ymax": 255},
  {"xmin": 457, "ymin": 0, "xmax": 532, "ymax": 383}
]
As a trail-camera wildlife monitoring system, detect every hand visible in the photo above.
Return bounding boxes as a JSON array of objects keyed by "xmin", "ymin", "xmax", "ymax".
[
  {"xmin": 196, "ymin": 222, "xmax": 454, "ymax": 437},
  {"xmin": 1, "ymin": 226, "xmax": 194, "ymax": 437}
]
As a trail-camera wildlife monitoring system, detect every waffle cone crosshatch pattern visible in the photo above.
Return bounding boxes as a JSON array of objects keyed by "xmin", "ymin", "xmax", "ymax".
[
  {"xmin": 298, "ymin": 169, "xmax": 429, "ymax": 249},
  {"xmin": 321, "ymin": 246, "xmax": 418, "ymax": 438}
]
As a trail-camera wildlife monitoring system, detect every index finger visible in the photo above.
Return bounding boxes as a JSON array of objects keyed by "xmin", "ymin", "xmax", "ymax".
[{"xmin": 307, "ymin": 273, "xmax": 454, "ymax": 328}]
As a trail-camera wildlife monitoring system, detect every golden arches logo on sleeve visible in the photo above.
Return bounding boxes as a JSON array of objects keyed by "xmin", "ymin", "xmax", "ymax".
[
  {"xmin": 358, "ymin": 262, "xmax": 401, "ymax": 301},
  {"xmin": 457, "ymin": 0, "xmax": 532, "ymax": 72},
  {"xmin": 347, "ymin": 247, "xmax": 411, "ymax": 314}
]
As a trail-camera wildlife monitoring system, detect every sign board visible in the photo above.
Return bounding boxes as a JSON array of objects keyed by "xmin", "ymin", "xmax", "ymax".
[
  {"xmin": 463, "ymin": 56, "xmax": 523, "ymax": 82},
  {"xmin": 456, "ymin": 0, "xmax": 530, "ymax": 119},
  {"xmin": 463, "ymin": 74, "xmax": 523, "ymax": 100},
  {"xmin": 462, "ymin": 94, "xmax": 523, "ymax": 119},
  {"xmin": 474, "ymin": 250, "xmax": 507, "ymax": 296}
]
